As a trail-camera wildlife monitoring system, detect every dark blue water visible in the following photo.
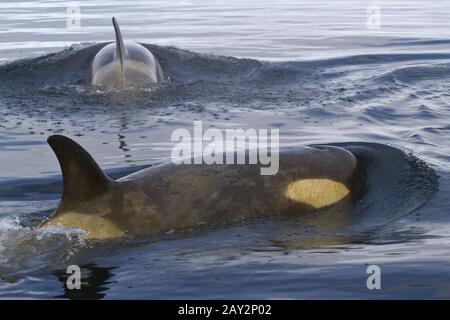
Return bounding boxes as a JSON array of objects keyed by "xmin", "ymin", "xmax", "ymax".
[{"xmin": 0, "ymin": 0, "xmax": 449, "ymax": 299}]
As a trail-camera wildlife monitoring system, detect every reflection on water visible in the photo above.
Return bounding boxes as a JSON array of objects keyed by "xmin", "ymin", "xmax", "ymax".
[
  {"xmin": 54, "ymin": 264, "xmax": 116, "ymax": 300},
  {"xmin": 118, "ymin": 134, "xmax": 131, "ymax": 158}
]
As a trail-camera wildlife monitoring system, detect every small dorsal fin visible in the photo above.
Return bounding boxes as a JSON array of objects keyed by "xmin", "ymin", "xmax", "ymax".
[
  {"xmin": 47, "ymin": 135, "xmax": 112, "ymax": 210},
  {"xmin": 112, "ymin": 17, "xmax": 125, "ymax": 88}
]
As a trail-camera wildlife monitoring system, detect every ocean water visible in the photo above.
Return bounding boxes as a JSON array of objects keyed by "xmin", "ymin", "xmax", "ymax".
[{"xmin": 0, "ymin": 0, "xmax": 449, "ymax": 299}]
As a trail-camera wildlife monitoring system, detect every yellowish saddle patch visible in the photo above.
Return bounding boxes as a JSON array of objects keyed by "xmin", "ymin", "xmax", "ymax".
[
  {"xmin": 41, "ymin": 212, "xmax": 124, "ymax": 240},
  {"xmin": 285, "ymin": 179, "xmax": 350, "ymax": 209}
]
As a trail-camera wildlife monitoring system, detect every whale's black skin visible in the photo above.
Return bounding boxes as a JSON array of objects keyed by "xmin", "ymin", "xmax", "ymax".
[
  {"xmin": 40, "ymin": 135, "xmax": 364, "ymax": 239},
  {"xmin": 87, "ymin": 17, "xmax": 164, "ymax": 88}
]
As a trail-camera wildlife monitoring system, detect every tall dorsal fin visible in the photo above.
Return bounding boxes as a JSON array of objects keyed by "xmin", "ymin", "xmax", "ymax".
[
  {"xmin": 47, "ymin": 135, "xmax": 112, "ymax": 210},
  {"xmin": 112, "ymin": 16, "xmax": 125, "ymax": 88}
]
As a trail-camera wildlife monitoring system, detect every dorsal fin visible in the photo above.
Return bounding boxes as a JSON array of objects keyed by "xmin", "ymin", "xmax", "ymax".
[
  {"xmin": 112, "ymin": 17, "xmax": 125, "ymax": 88},
  {"xmin": 47, "ymin": 135, "xmax": 112, "ymax": 210}
]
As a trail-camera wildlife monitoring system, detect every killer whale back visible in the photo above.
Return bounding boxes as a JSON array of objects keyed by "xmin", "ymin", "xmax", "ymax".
[
  {"xmin": 87, "ymin": 17, "xmax": 164, "ymax": 88},
  {"xmin": 41, "ymin": 134, "xmax": 370, "ymax": 239},
  {"xmin": 47, "ymin": 135, "xmax": 112, "ymax": 210}
]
